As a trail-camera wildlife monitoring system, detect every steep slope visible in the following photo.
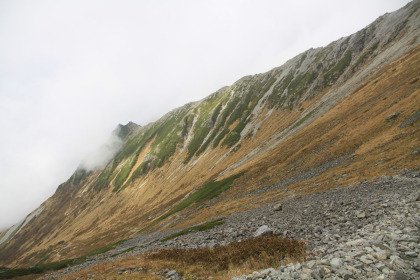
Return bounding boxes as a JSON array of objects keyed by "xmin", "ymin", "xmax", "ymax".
[{"xmin": 1, "ymin": 0, "xmax": 419, "ymax": 268}]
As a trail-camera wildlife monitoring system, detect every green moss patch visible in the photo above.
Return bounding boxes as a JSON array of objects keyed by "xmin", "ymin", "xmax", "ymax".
[
  {"xmin": 157, "ymin": 172, "xmax": 243, "ymax": 222},
  {"xmin": 161, "ymin": 219, "xmax": 225, "ymax": 242}
]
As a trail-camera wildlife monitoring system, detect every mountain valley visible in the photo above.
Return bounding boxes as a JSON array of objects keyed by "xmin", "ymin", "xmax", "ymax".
[{"xmin": 1, "ymin": 1, "xmax": 420, "ymax": 279}]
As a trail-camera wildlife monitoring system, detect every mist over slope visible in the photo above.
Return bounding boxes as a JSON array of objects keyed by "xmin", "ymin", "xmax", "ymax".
[{"xmin": 0, "ymin": 0, "xmax": 419, "ymax": 269}]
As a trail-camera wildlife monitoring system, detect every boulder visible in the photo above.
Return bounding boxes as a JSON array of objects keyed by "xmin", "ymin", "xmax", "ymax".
[
  {"xmin": 273, "ymin": 203, "xmax": 283, "ymax": 211},
  {"xmin": 254, "ymin": 225, "xmax": 273, "ymax": 237}
]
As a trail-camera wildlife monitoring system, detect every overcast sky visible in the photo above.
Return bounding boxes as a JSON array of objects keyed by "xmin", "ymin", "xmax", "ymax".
[{"xmin": 0, "ymin": 0, "xmax": 411, "ymax": 230}]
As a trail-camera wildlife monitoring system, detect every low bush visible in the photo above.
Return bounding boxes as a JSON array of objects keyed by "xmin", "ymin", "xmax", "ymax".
[{"xmin": 146, "ymin": 235, "xmax": 306, "ymax": 271}]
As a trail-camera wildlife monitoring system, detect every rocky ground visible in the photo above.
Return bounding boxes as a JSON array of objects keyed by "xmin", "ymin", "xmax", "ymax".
[
  {"xmin": 231, "ymin": 174, "xmax": 420, "ymax": 280},
  {"xmin": 42, "ymin": 171, "xmax": 420, "ymax": 280}
]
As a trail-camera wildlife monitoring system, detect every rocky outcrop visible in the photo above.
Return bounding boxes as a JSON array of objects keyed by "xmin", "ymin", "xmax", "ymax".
[{"xmin": 115, "ymin": 121, "xmax": 142, "ymax": 140}]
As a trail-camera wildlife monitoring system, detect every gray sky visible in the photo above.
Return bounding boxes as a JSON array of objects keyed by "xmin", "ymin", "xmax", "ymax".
[{"xmin": 0, "ymin": 0, "xmax": 411, "ymax": 230}]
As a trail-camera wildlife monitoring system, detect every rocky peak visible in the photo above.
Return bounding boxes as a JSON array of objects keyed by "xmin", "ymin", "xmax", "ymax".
[{"xmin": 114, "ymin": 121, "xmax": 141, "ymax": 140}]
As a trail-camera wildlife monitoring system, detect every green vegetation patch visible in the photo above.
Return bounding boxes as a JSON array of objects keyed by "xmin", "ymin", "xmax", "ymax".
[
  {"xmin": 186, "ymin": 71, "xmax": 280, "ymax": 155},
  {"xmin": 113, "ymin": 133, "xmax": 144, "ymax": 165},
  {"xmin": 157, "ymin": 172, "xmax": 243, "ymax": 222},
  {"xmin": 212, "ymin": 128, "xmax": 229, "ymax": 148},
  {"xmin": 324, "ymin": 51, "xmax": 352, "ymax": 84},
  {"xmin": 221, "ymin": 131, "xmax": 241, "ymax": 148},
  {"xmin": 0, "ymin": 239, "xmax": 128, "ymax": 279},
  {"xmin": 151, "ymin": 110, "xmax": 190, "ymax": 164},
  {"xmin": 84, "ymin": 239, "xmax": 127, "ymax": 258},
  {"xmin": 72, "ymin": 169, "xmax": 91, "ymax": 186},
  {"xmin": 127, "ymin": 160, "xmax": 152, "ymax": 184},
  {"xmin": 218, "ymin": 98, "xmax": 238, "ymax": 127},
  {"xmin": 161, "ymin": 219, "xmax": 225, "ymax": 242},
  {"xmin": 0, "ymin": 266, "xmax": 44, "ymax": 279},
  {"xmin": 184, "ymin": 91, "xmax": 234, "ymax": 161},
  {"xmin": 184, "ymin": 122, "xmax": 211, "ymax": 162},
  {"xmin": 287, "ymin": 71, "xmax": 315, "ymax": 97},
  {"xmin": 292, "ymin": 109, "xmax": 316, "ymax": 129},
  {"xmin": 216, "ymin": 75, "xmax": 277, "ymax": 148},
  {"xmin": 110, "ymin": 246, "xmax": 135, "ymax": 258},
  {"xmin": 113, "ymin": 158, "xmax": 136, "ymax": 192},
  {"xmin": 183, "ymin": 114, "xmax": 194, "ymax": 138},
  {"xmin": 221, "ymin": 112, "xmax": 248, "ymax": 148},
  {"xmin": 267, "ymin": 67, "xmax": 317, "ymax": 109},
  {"xmin": 211, "ymin": 103, "xmax": 223, "ymax": 124},
  {"xmin": 94, "ymin": 105, "xmax": 193, "ymax": 191},
  {"xmin": 268, "ymin": 72, "xmax": 295, "ymax": 107}
]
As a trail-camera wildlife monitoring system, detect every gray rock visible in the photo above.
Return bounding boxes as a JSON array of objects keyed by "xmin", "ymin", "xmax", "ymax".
[
  {"xmin": 273, "ymin": 203, "xmax": 283, "ymax": 211},
  {"xmin": 305, "ymin": 260, "xmax": 316, "ymax": 269},
  {"xmin": 407, "ymin": 192, "xmax": 419, "ymax": 202},
  {"xmin": 330, "ymin": 258, "xmax": 342, "ymax": 269},
  {"xmin": 357, "ymin": 211, "xmax": 366, "ymax": 218},
  {"xmin": 253, "ymin": 225, "xmax": 273, "ymax": 237},
  {"xmin": 338, "ymin": 269, "xmax": 353, "ymax": 280},
  {"xmin": 373, "ymin": 249, "xmax": 389, "ymax": 260},
  {"xmin": 260, "ymin": 267, "xmax": 276, "ymax": 276},
  {"xmin": 313, "ymin": 225, "xmax": 323, "ymax": 233},
  {"xmin": 404, "ymin": 251, "xmax": 417, "ymax": 257},
  {"xmin": 360, "ymin": 254, "xmax": 375, "ymax": 264},
  {"xmin": 393, "ymin": 271, "xmax": 409, "ymax": 280},
  {"xmin": 231, "ymin": 276, "xmax": 247, "ymax": 280},
  {"xmin": 310, "ymin": 269, "xmax": 322, "ymax": 280},
  {"xmin": 166, "ymin": 269, "xmax": 180, "ymax": 279},
  {"xmin": 386, "ymin": 111, "xmax": 401, "ymax": 122},
  {"xmin": 399, "ymin": 109, "xmax": 420, "ymax": 128}
]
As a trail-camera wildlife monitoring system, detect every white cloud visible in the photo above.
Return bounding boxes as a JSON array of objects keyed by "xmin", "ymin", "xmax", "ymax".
[
  {"xmin": 80, "ymin": 129, "xmax": 122, "ymax": 171},
  {"xmin": 0, "ymin": 0, "xmax": 411, "ymax": 229}
]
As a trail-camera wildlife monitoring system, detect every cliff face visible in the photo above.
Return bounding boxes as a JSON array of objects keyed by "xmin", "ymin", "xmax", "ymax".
[{"xmin": 1, "ymin": 0, "xmax": 419, "ymax": 267}]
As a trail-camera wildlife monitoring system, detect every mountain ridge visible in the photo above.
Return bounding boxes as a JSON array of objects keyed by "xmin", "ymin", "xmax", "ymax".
[{"xmin": 1, "ymin": 0, "xmax": 419, "ymax": 272}]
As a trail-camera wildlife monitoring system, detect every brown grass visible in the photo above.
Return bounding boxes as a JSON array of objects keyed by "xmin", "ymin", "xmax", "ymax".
[
  {"xmin": 146, "ymin": 235, "xmax": 305, "ymax": 271},
  {"xmin": 58, "ymin": 235, "xmax": 305, "ymax": 280}
]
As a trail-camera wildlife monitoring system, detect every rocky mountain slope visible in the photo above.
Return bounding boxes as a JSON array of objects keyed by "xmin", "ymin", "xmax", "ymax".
[
  {"xmin": 40, "ymin": 172, "xmax": 420, "ymax": 280},
  {"xmin": 1, "ymin": 0, "xmax": 419, "ymax": 274}
]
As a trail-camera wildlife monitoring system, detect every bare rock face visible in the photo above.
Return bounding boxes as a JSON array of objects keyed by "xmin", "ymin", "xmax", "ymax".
[{"xmin": 115, "ymin": 121, "xmax": 142, "ymax": 140}]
